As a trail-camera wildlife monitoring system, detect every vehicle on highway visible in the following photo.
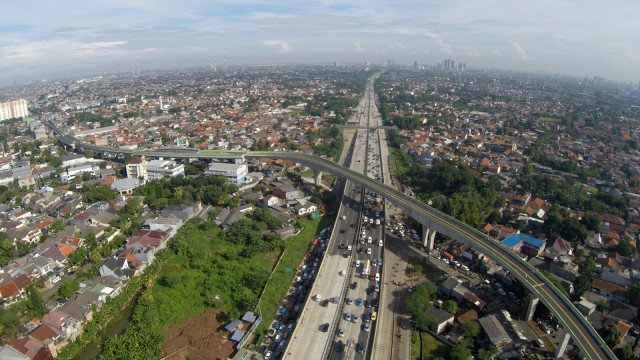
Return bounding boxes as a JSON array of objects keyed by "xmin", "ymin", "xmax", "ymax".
[
  {"xmin": 365, "ymin": 300, "xmax": 371, "ymax": 308},
  {"xmin": 367, "ymin": 236, "xmax": 372, "ymax": 243},
  {"xmin": 367, "ymin": 248, "xmax": 372, "ymax": 255},
  {"xmin": 352, "ymin": 314, "xmax": 359, "ymax": 323},
  {"xmin": 346, "ymin": 297, "xmax": 353, "ymax": 305},
  {"xmin": 355, "ymin": 298, "xmax": 363, "ymax": 306},
  {"xmin": 355, "ymin": 260, "xmax": 361, "ymax": 267},
  {"xmin": 320, "ymin": 323, "xmax": 329, "ymax": 332},
  {"xmin": 363, "ymin": 322, "xmax": 370, "ymax": 332},
  {"xmin": 339, "ymin": 270, "xmax": 346, "ymax": 276},
  {"xmin": 379, "ymin": 239, "xmax": 383, "ymax": 246},
  {"xmin": 375, "ymin": 283, "xmax": 380, "ymax": 292},
  {"xmin": 337, "ymin": 328, "xmax": 345, "ymax": 337},
  {"xmin": 341, "ymin": 215, "xmax": 347, "ymax": 221},
  {"xmin": 334, "ymin": 340, "xmax": 344, "ymax": 352},
  {"xmin": 347, "ymin": 245, "xmax": 352, "ymax": 251},
  {"xmin": 356, "ymin": 342, "xmax": 364, "ymax": 353},
  {"xmin": 371, "ymin": 311, "xmax": 377, "ymax": 321},
  {"xmin": 265, "ymin": 351, "xmax": 273, "ymax": 360},
  {"xmin": 377, "ymin": 258, "xmax": 382, "ymax": 266},
  {"xmin": 344, "ymin": 312, "xmax": 351, "ymax": 321},
  {"xmin": 375, "ymin": 273, "xmax": 380, "ymax": 282},
  {"xmin": 314, "ymin": 294, "xmax": 321, "ymax": 301}
]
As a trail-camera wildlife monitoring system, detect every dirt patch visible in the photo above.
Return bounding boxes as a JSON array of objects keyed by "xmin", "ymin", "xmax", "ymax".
[{"xmin": 162, "ymin": 310, "xmax": 236, "ymax": 360}]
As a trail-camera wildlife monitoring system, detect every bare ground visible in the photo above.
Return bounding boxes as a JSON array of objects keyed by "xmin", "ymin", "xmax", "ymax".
[{"xmin": 161, "ymin": 310, "xmax": 236, "ymax": 360}]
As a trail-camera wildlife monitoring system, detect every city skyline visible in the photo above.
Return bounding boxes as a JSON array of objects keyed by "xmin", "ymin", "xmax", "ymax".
[{"xmin": 1, "ymin": 0, "xmax": 639, "ymax": 85}]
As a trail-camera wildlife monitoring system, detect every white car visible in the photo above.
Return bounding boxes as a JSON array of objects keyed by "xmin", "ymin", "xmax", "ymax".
[
  {"xmin": 378, "ymin": 240, "xmax": 383, "ymax": 247},
  {"xmin": 367, "ymin": 236, "xmax": 372, "ymax": 243},
  {"xmin": 356, "ymin": 260, "xmax": 361, "ymax": 267},
  {"xmin": 366, "ymin": 248, "xmax": 372, "ymax": 255},
  {"xmin": 375, "ymin": 273, "xmax": 380, "ymax": 282},
  {"xmin": 339, "ymin": 270, "xmax": 346, "ymax": 276}
]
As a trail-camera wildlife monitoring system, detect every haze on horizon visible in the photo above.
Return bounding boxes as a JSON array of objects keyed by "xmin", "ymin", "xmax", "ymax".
[{"xmin": 1, "ymin": 0, "xmax": 639, "ymax": 85}]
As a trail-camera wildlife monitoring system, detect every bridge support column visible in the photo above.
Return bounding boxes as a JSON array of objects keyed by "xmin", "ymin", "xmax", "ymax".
[
  {"xmin": 422, "ymin": 227, "xmax": 436, "ymax": 251},
  {"xmin": 526, "ymin": 296, "xmax": 539, "ymax": 321},
  {"xmin": 555, "ymin": 329, "xmax": 571, "ymax": 358},
  {"xmin": 314, "ymin": 170, "xmax": 323, "ymax": 187}
]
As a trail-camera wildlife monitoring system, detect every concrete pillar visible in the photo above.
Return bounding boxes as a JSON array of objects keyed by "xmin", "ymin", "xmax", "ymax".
[
  {"xmin": 314, "ymin": 170, "xmax": 323, "ymax": 187},
  {"xmin": 555, "ymin": 329, "xmax": 571, "ymax": 358},
  {"xmin": 526, "ymin": 296, "xmax": 539, "ymax": 321},
  {"xmin": 422, "ymin": 227, "xmax": 436, "ymax": 250}
]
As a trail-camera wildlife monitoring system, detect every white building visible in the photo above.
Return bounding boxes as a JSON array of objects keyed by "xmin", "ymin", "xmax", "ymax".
[
  {"xmin": 146, "ymin": 159, "xmax": 184, "ymax": 180},
  {"xmin": 205, "ymin": 162, "xmax": 248, "ymax": 184},
  {"xmin": 0, "ymin": 99, "xmax": 28, "ymax": 121}
]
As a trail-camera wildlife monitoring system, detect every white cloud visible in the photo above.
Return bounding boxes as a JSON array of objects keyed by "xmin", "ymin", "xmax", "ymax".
[
  {"xmin": 512, "ymin": 43, "xmax": 529, "ymax": 60},
  {"xmin": 354, "ymin": 40, "xmax": 364, "ymax": 53},
  {"xmin": 262, "ymin": 40, "xmax": 293, "ymax": 54}
]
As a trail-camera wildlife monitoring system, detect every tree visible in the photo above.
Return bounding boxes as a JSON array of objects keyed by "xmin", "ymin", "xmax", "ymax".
[
  {"xmin": 602, "ymin": 324, "xmax": 620, "ymax": 348},
  {"xmin": 26, "ymin": 285, "xmax": 46, "ymax": 317},
  {"xmin": 616, "ymin": 345, "xmax": 635, "ymax": 360},
  {"xmin": 617, "ymin": 241, "xmax": 637, "ymax": 257},
  {"xmin": 450, "ymin": 342, "xmax": 472, "ymax": 360},
  {"xmin": 461, "ymin": 320, "xmax": 480, "ymax": 338},
  {"xmin": 67, "ymin": 247, "xmax": 87, "ymax": 266},
  {"xmin": 629, "ymin": 282, "xmax": 640, "ymax": 307},
  {"xmin": 443, "ymin": 300, "xmax": 458, "ymax": 314},
  {"xmin": 58, "ymin": 279, "xmax": 79, "ymax": 299}
]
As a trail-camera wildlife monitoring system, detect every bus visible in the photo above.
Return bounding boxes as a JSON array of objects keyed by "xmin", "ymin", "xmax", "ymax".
[{"xmin": 362, "ymin": 259, "xmax": 371, "ymax": 277}]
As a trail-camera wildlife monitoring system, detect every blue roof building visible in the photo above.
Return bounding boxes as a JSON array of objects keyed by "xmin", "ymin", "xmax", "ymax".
[{"xmin": 501, "ymin": 234, "xmax": 545, "ymax": 256}]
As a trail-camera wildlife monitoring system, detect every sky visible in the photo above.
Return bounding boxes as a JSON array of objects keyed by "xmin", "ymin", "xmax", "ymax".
[{"xmin": 1, "ymin": 0, "xmax": 639, "ymax": 85}]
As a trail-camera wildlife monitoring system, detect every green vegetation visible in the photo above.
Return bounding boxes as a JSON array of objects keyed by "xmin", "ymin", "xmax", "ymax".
[
  {"xmin": 58, "ymin": 279, "xmax": 80, "ymax": 299},
  {"xmin": 254, "ymin": 214, "xmax": 336, "ymax": 339},
  {"xmin": 67, "ymin": 112, "xmax": 115, "ymax": 128},
  {"xmin": 411, "ymin": 330, "xmax": 450, "ymax": 360},
  {"xmin": 136, "ymin": 175, "xmax": 239, "ymax": 211},
  {"xmin": 308, "ymin": 126, "xmax": 343, "ymax": 161},
  {"xmin": 403, "ymin": 281, "xmax": 437, "ymax": 331}
]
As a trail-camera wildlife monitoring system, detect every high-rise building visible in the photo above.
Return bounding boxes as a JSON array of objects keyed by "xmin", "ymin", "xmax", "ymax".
[{"xmin": 0, "ymin": 99, "xmax": 28, "ymax": 121}]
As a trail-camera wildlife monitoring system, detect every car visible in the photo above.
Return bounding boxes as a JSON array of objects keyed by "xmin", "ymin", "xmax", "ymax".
[
  {"xmin": 356, "ymin": 342, "xmax": 364, "ymax": 353},
  {"xmin": 355, "ymin": 260, "xmax": 361, "ymax": 267},
  {"xmin": 352, "ymin": 281, "xmax": 358, "ymax": 289},
  {"xmin": 367, "ymin": 236, "xmax": 372, "ymax": 243},
  {"xmin": 355, "ymin": 298, "xmax": 363, "ymax": 306},
  {"xmin": 377, "ymin": 258, "xmax": 382, "ymax": 266},
  {"xmin": 346, "ymin": 297, "xmax": 353, "ymax": 305},
  {"xmin": 367, "ymin": 248, "xmax": 372, "ymax": 255},
  {"xmin": 365, "ymin": 300, "xmax": 371, "ymax": 308},
  {"xmin": 347, "ymin": 245, "xmax": 352, "ymax": 251},
  {"xmin": 275, "ymin": 333, "xmax": 282, "ymax": 342},
  {"xmin": 344, "ymin": 312, "xmax": 351, "ymax": 321},
  {"xmin": 371, "ymin": 311, "xmax": 377, "ymax": 321},
  {"xmin": 265, "ymin": 351, "xmax": 273, "ymax": 360},
  {"xmin": 379, "ymin": 240, "xmax": 383, "ymax": 247},
  {"xmin": 314, "ymin": 294, "xmax": 322, "ymax": 302},
  {"xmin": 375, "ymin": 273, "xmax": 380, "ymax": 282},
  {"xmin": 408, "ymin": 286, "xmax": 414, "ymax": 293},
  {"xmin": 337, "ymin": 328, "xmax": 345, "ymax": 337},
  {"xmin": 339, "ymin": 270, "xmax": 346, "ymax": 276},
  {"xmin": 320, "ymin": 323, "xmax": 329, "ymax": 332},
  {"xmin": 497, "ymin": 288, "xmax": 507, "ymax": 296},
  {"xmin": 363, "ymin": 322, "xmax": 370, "ymax": 332},
  {"xmin": 375, "ymin": 283, "xmax": 380, "ymax": 292},
  {"xmin": 352, "ymin": 314, "xmax": 359, "ymax": 323},
  {"xmin": 273, "ymin": 321, "xmax": 282, "ymax": 329}
]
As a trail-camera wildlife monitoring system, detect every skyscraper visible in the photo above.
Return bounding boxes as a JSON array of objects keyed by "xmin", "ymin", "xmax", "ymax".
[{"xmin": 0, "ymin": 99, "xmax": 28, "ymax": 121}]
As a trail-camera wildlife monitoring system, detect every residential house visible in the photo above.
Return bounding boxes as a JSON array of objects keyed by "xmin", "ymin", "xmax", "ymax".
[
  {"xmin": 424, "ymin": 307, "xmax": 454, "ymax": 334},
  {"xmin": 478, "ymin": 314, "xmax": 512, "ymax": 349}
]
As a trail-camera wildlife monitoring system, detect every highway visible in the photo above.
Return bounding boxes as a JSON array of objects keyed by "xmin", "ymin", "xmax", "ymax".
[{"xmin": 45, "ymin": 118, "xmax": 614, "ymax": 360}]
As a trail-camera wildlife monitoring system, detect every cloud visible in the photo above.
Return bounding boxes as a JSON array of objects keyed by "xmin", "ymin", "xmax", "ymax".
[
  {"xmin": 354, "ymin": 41, "xmax": 363, "ymax": 53},
  {"xmin": 512, "ymin": 43, "xmax": 529, "ymax": 60},
  {"xmin": 390, "ymin": 27, "xmax": 453, "ymax": 55},
  {"xmin": 262, "ymin": 40, "xmax": 292, "ymax": 54},
  {"xmin": 77, "ymin": 41, "xmax": 127, "ymax": 55}
]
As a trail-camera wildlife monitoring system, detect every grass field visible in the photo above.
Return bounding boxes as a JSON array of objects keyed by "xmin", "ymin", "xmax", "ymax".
[
  {"xmin": 411, "ymin": 330, "xmax": 450, "ymax": 360},
  {"xmin": 254, "ymin": 214, "xmax": 336, "ymax": 338}
]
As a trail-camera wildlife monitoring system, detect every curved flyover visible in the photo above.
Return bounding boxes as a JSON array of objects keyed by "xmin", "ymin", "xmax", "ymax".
[{"xmin": 47, "ymin": 122, "xmax": 613, "ymax": 360}]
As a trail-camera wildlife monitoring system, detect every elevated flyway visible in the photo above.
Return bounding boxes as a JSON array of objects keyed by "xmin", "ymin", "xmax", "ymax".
[{"xmin": 46, "ymin": 122, "xmax": 613, "ymax": 360}]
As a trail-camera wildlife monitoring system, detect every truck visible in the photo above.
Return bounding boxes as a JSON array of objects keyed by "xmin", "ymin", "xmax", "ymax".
[
  {"xmin": 375, "ymin": 219, "xmax": 381, "ymax": 229},
  {"xmin": 362, "ymin": 259, "xmax": 371, "ymax": 277}
]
